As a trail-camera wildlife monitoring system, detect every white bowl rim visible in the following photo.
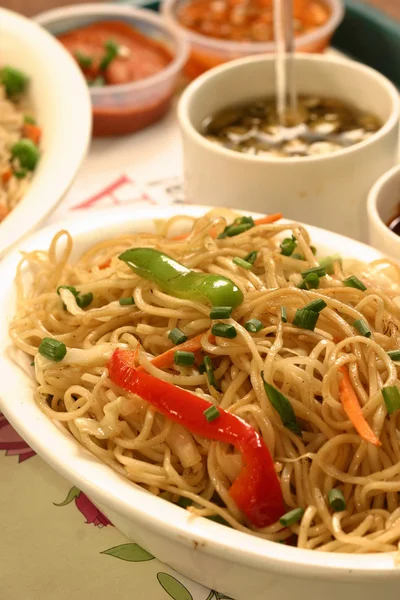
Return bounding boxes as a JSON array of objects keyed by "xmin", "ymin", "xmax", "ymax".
[
  {"xmin": 34, "ymin": 3, "xmax": 190, "ymax": 95},
  {"xmin": 0, "ymin": 7, "xmax": 92, "ymax": 258},
  {"xmin": 162, "ymin": 0, "xmax": 344, "ymax": 55},
  {"xmin": 367, "ymin": 164, "xmax": 400, "ymax": 246},
  {"xmin": 1, "ymin": 204, "xmax": 400, "ymax": 581},
  {"xmin": 177, "ymin": 52, "xmax": 400, "ymax": 164}
]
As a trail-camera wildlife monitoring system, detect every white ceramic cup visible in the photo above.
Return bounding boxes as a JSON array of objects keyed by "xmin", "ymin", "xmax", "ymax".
[
  {"xmin": 178, "ymin": 54, "xmax": 400, "ymax": 242},
  {"xmin": 367, "ymin": 164, "xmax": 400, "ymax": 259}
]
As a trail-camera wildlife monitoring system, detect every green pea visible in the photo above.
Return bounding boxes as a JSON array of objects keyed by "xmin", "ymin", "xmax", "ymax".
[{"xmin": 11, "ymin": 138, "xmax": 40, "ymax": 170}]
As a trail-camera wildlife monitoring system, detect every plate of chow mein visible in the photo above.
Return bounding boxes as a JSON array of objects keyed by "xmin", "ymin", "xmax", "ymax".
[{"xmin": 1, "ymin": 204, "xmax": 400, "ymax": 600}]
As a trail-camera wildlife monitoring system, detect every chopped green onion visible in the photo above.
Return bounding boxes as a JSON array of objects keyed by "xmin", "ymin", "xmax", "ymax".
[
  {"xmin": 88, "ymin": 75, "xmax": 105, "ymax": 87},
  {"xmin": 262, "ymin": 375, "xmax": 302, "ymax": 436},
  {"xmin": 279, "ymin": 507, "xmax": 305, "ymax": 527},
  {"xmin": 281, "ymin": 306, "xmax": 287, "ymax": 323},
  {"xmin": 203, "ymin": 405, "xmax": 220, "ymax": 422},
  {"xmin": 210, "ymin": 306, "xmax": 232, "ymax": 319},
  {"xmin": 328, "ymin": 488, "xmax": 346, "ymax": 512},
  {"xmin": 243, "ymin": 251, "xmax": 258, "ymax": 265},
  {"xmin": 0, "ymin": 66, "xmax": 28, "ymax": 97},
  {"xmin": 304, "ymin": 298, "xmax": 327, "ymax": 313},
  {"xmin": 30, "ymin": 360, "xmax": 35, "ymax": 367},
  {"xmin": 76, "ymin": 292, "xmax": 93, "ymax": 308},
  {"xmin": 119, "ymin": 296, "xmax": 135, "ymax": 306},
  {"xmin": 301, "ymin": 265, "xmax": 326, "ymax": 278},
  {"xmin": 177, "ymin": 497, "xmax": 192, "ymax": 508},
  {"xmin": 23, "ymin": 114, "xmax": 36, "ymax": 125},
  {"xmin": 99, "ymin": 39, "xmax": 120, "ymax": 70},
  {"xmin": 174, "ymin": 350, "xmax": 195, "ymax": 366},
  {"xmin": 318, "ymin": 254, "xmax": 342, "ymax": 275},
  {"xmin": 13, "ymin": 168, "xmax": 27, "ymax": 179},
  {"xmin": 211, "ymin": 323, "xmax": 237, "ymax": 339},
  {"xmin": 168, "ymin": 328, "xmax": 188, "ymax": 345},
  {"xmin": 353, "ymin": 319, "xmax": 371, "ymax": 337},
  {"xmin": 310, "ymin": 246, "xmax": 317, "ymax": 255},
  {"xmin": 382, "ymin": 386, "xmax": 400, "ymax": 414},
  {"xmin": 293, "ymin": 308, "xmax": 319, "ymax": 331},
  {"xmin": 57, "ymin": 285, "xmax": 78, "ymax": 297},
  {"xmin": 280, "ymin": 237, "xmax": 296, "ymax": 256},
  {"xmin": 343, "ymin": 276, "xmax": 367, "ymax": 291},
  {"xmin": 198, "ymin": 362, "xmax": 206, "ymax": 374},
  {"xmin": 38, "ymin": 337, "xmax": 67, "ymax": 362},
  {"xmin": 387, "ymin": 350, "xmax": 400, "ymax": 362},
  {"xmin": 244, "ymin": 318, "xmax": 263, "ymax": 333},
  {"xmin": 204, "ymin": 356, "xmax": 219, "ymax": 390},
  {"xmin": 11, "ymin": 138, "xmax": 39, "ymax": 170},
  {"xmin": 218, "ymin": 222, "xmax": 254, "ymax": 238},
  {"xmin": 233, "ymin": 256, "xmax": 253, "ymax": 270},
  {"xmin": 298, "ymin": 272, "xmax": 320, "ymax": 290},
  {"xmin": 234, "ymin": 216, "xmax": 254, "ymax": 226},
  {"xmin": 292, "ymin": 253, "xmax": 305, "ymax": 261},
  {"xmin": 75, "ymin": 51, "xmax": 93, "ymax": 68}
]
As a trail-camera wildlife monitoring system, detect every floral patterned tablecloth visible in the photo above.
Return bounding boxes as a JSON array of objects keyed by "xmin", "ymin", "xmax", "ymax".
[{"xmin": 0, "ymin": 105, "xmax": 231, "ymax": 600}]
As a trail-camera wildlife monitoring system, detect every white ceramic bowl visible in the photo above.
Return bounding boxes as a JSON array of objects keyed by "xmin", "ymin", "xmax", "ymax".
[
  {"xmin": 1, "ymin": 205, "xmax": 400, "ymax": 600},
  {"xmin": 367, "ymin": 164, "xmax": 400, "ymax": 260},
  {"xmin": 0, "ymin": 8, "xmax": 91, "ymax": 258},
  {"xmin": 178, "ymin": 54, "xmax": 400, "ymax": 242}
]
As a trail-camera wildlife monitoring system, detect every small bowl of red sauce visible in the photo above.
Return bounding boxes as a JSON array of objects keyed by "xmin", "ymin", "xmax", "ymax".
[
  {"xmin": 162, "ymin": 0, "xmax": 343, "ymax": 78},
  {"xmin": 35, "ymin": 4, "xmax": 189, "ymax": 136},
  {"xmin": 368, "ymin": 165, "xmax": 400, "ymax": 261}
]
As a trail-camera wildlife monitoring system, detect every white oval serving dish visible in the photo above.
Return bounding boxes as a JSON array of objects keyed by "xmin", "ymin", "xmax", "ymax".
[{"xmin": 0, "ymin": 205, "xmax": 399, "ymax": 600}]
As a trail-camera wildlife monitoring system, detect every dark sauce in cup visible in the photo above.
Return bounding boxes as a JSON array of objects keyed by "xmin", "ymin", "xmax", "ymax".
[
  {"xmin": 202, "ymin": 95, "xmax": 381, "ymax": 157},
  {"xmin": 387, "ymin": 205, "xmax": 400, "ymax": 236}
]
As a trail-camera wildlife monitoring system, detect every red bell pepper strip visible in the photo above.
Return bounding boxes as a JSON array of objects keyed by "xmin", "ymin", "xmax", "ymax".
[{"xmin": 108, "ymin": 348, "xmax": 284, "ymax": 528}]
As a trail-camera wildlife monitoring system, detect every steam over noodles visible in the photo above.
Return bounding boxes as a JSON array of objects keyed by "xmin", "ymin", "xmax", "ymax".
[{"xmin": 10, "ymin": 210, "xmax": 400, "ymax": 554}]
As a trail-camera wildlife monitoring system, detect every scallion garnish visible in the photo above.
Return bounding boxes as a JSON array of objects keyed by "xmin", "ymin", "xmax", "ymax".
[
  {"xmin": 99, "ymin": 39, "xmax": 120, "ymax": 71},
  {"xmin": 211, "ymin": 323, "xmax": 237, "ymax": 339},
  {"xmin": 280, "ymin": 236, "xmax": 296, "ymax": 256},
  {"xmin": 292, "ymin": 308, "xmax": 319, "ymax": 331},
  {"xmin": 174, "ymin": 350, "xmax": 195, "ymax": 366},
  {"xmin": 76, "ymin": 292, "xmax": 93, "ymax": 309},
  {"xmin": 198, "ymin": 362, "xmax": 206, "ymax": 374},
  {"xmin": 328, "ymin": 488, "xmax": 346, "ymax": 512},
  {"xmin": 204, "ymin": 356, "xmax": 219, "ymax": 390},
  {"xmin": 281, "ymin": 306, "xmax": 287, "ymax": 323},
  {"xmin": 23, "ymin": 114, "xmax": 36, "ymax": 125},
  {"xmin": 262, "ymin": 375, "xmax": 302, "ymax": 436},
  {"xmin": 382, "ymin": 386, "xmax": 400, "ymax": 414},
  {"xmin": 119, "ymin": 296, "xmax": 135, "ymax": 306},
  {"xmin": 304, "ymin": 298, "xmax": 327, "ymax": 313},
  {"xmin": 243, "ymin": 250, "xmax": 258, "ymax": 265},
  {"xmin": 279, "ymin": 507, "xmax": 304, "ymax": 527},
  {"xmin": 203, "ymin": 405, "xmax": 220, "ymax": 422},
  {"xmin": 210, "ymin": 306, "xmax": 233, "ymax": 319},
  {"xmin": 218, "ymin": 217, "xmax": 255, "ymax": 238},
  {"xmin": 318, "ymin": 254, "xmax": 342, "ymax": 275},
  {"xmin": 233, "ymin": 256, "xmax": 253, "ymax": 270},
  {"xmin": 168, "ymin": 328, "xmax": 188, "ymax": 345},
  {"xmin": 298, "ymin": 272, "xmax": 320, "ymax": 290},
  {"xmin": 301, "ymin": 265, "xmax": 326, "ymax": 278},
  {"xmin": 244, "ymin": 318, "xmax": 263, "ymax": 333},
  {"xmin": 353, "ymin": 319, "xmax": 371, "ymax": 337},
  {"xmin": 38, "ymin": 337, "xmax": 67, "ymax": 362},
  {"xmin": 310, "ymin": 246, "xmax": 317, "ymax": 255},
  {"xmin": 387, "ymin": 350, "xmax": 400, "ymax": 362},
  {"xmin": 292, "ymin": 253, "xmax": 305, "ymax": 261},
  {"xmin": 343, "ymin": 276, "xmax": 367, "ymax": 291},
  {"xmin": 57, "ymin": 285, "xmax": 78, "ymax": 297},
  {"xmin": 75, "ymin": 51, "xmax": 93, "ymax": 68}
]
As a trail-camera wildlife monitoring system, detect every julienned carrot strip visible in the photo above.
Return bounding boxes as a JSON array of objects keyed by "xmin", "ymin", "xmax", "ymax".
[
  {"xmin": 338, "ymin": 365, "xmax": 381, "ymax": 447},
  {"xmin": 98, "ymin": 258, "xmax": 111, "ymax": 269},
  {"xmin": 254, "ymin": 213, "xmax": 283, "ymax": 226},
  {"xmin": 23, "ymin": 123, "xmax": 41, "ymax": 145},
  {"xmin": 1, "ymin": 169, "xmax": 12, "ymax": 184},
  {"xmin": 137, "ymin": 333, "xmax": 214, "ymax": 372},
  {"xmin": 171, "ymin": 213, "xmax": 283, "ymax": 241}
]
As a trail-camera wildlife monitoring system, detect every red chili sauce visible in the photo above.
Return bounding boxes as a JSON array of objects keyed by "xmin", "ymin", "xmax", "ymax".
[{"xmin": 58, "ymin": 21, "xmax": 173, "ymax": 136}]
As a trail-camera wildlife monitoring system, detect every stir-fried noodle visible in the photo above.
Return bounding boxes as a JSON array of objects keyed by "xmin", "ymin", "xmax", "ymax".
[{"xmin": 10, "ymin": 210, "xmax": 400, "ymax": 554}]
